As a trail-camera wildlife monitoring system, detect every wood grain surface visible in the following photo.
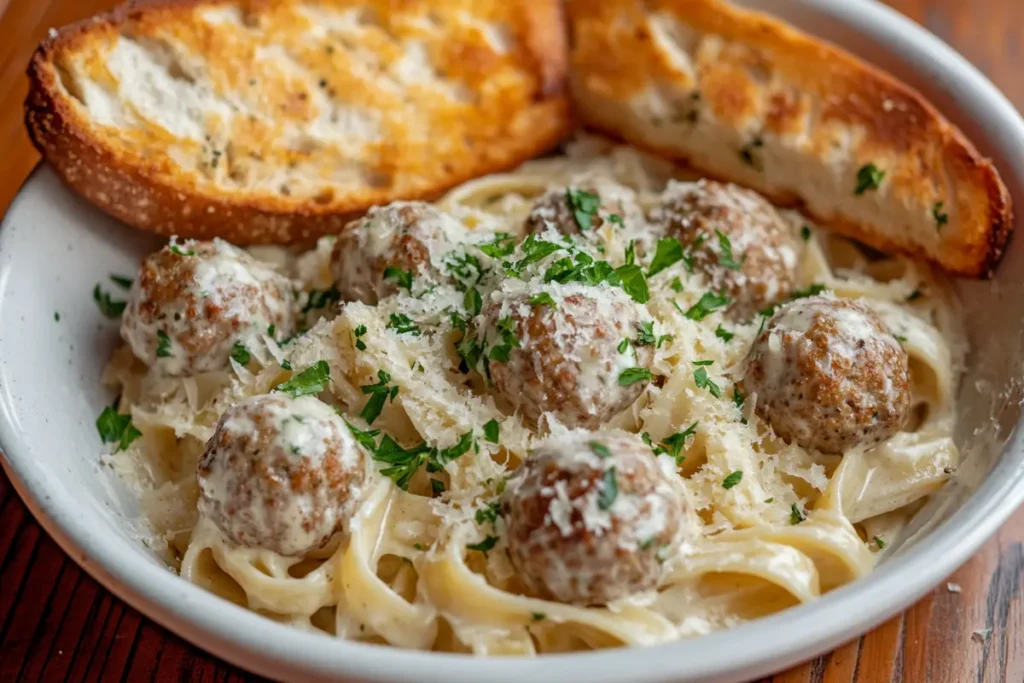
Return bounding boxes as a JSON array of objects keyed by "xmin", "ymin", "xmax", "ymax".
[{"xmin": 1, "ymin": 1, "xmax": 1022, "ymax": 681}]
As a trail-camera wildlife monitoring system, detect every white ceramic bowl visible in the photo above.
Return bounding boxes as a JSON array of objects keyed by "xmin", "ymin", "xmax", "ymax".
[{"xmin": 3, "ymin": 1, "xmax": 1024, "ymax": 681}]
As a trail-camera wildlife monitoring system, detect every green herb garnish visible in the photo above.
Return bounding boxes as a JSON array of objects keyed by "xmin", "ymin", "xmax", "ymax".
[
  {"xmin": 597, "ymin": 467, "xmax": 618, "ymax": 510},
  {"xmin": 715, "ymin": 230, "xmax": 743, "ymax": 270},
  {"xmin": 684, "ymin": 291, "xmax": 730, "ymax": 320},
  {"xmin": 483, "ymin": 419, "xmax": 500, "ymax": 444},
  {"xmin": 854, "ymin": 163, "xmax": 885, "ymax": 195},
  {"xmin": 478, "ymin": 233, "xmax": 517, "ymax": 258},
  {"xmin": 722, "ymin": 471, "xmax": 743, "ymax": 489},
  {"xmin": 156, "ymin": 330, "xmax": 172, "ymax": 358},
  {"xmin": 647, "ymin": 238, "xmax": 684, "ymax": 277},
  {"xmin": 566, "ymin": 188, "xmax": 601, "ymax": 230},
  {"xmin": 932, "ymin": 202, "xmax": 949, "ymax": 230},
  {"xmin": 386, "ymin": 313, "xmax": 421, "ymax": 336},
  {"xmin": 93, "ymin": 284, "xmax": 127, "ymax": 319},
  {"xmin": 230, "ymin": 342, "xmax": 250, "ymax": 365},
  {"xmin": 359, "ymin": 369, "xmax": 398, "ymax": 424},
  {"xmin": 790, "ymin": 503, "xmax": 806, "ymax": 525},
  {"xmin": 384, "ymin": 266, "xmax": 413, "ymax": 291},
  {"xmin": 618, "ymin": 367, "xmax": 653, "ymax": 386},
  {"xmin": 693, "ymin": 366, "xmax": 721, "ymax": 398},
  {"xmin": 109, "ymin": 274, "xmax": 133, "ymax": 289},
  {"xmin": 467, "ymin": 535, "xmax": 499, "ymax": 553},
  {"xmin": 589, "ymin": 441, "xmax": 612, "ymax": 459},
  {"xmin": 529, "ymin": 292, "xmax": 556, "ymax": 309},
  {"xmin": 276, "ymin": 360, "xmax": 330, "ymax": 398},
  {"xmin": 715, "ymin": 324, "xmax": 734, "ymax": 342},
  {"xmin": 96, "ymin": 403, "xmax": 142, "ymax": 451}
]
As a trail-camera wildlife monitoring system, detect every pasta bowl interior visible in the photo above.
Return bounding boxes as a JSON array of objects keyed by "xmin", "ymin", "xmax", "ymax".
[{"xmin": 3, "ymin": 2, "xmax": 1024, "ymax": 683}]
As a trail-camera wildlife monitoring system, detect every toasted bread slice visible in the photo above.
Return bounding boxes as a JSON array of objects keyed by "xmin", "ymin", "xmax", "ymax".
[
  {"xmin": 26, "ymin": 0, "xmax": 571, "ymax": 243},
  {"xmin": 566, "ymin": 0, "xmax": 1012, "ymax": 277}
]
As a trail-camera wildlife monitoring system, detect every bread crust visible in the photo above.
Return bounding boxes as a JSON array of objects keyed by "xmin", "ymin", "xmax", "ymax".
[
  {"xmin": 566, "ymin": 0, "xmax": 1013, "ymax": 278},
  {"xmin": 25, "ymin": 0, "xmax": 572, "ymax": 244}
]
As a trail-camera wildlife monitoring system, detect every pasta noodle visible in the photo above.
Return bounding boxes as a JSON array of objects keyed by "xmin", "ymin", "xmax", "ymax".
[{"xmin": 103, "ymin": 139, "xmax": 964, "ymax": 654}]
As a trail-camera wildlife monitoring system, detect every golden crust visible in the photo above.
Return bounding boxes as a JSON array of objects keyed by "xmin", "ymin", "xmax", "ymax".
[
  {"xmin": 566, "ymin": 0, "xmax": 1013, "ymax": 278},
  {"xmin": 25, "ymin": 0, "xmax": 572, "ymax": 244}
]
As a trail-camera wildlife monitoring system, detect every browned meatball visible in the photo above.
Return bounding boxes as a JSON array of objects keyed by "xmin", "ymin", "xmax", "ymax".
[
  {"xmin": 649, "ymin": 180, "xmax": 800, "ymax": 319},
  {"xmin": 121, "ymin": 239, "xmax": 295, "ymax": 376},
  {"xmin": 525, "ymin": 183, "xmax": 640, "ymax": 236},
  {"xmin": 501, "ymin": 431, "xmax": 687, "ymax": 605},
  {"xmin": 330, "ymin": 201, "xmax": 467, "ymax": 304},
  {"xmin": 478, "ymin": 284, "xmax": 654, "ymax": 428},
  {"xmin": 197, "ymin": 394, "xmax": 368, "ymax": 556},
  {"xmin": 743, "ymin": 295, "xmax": 911, "ymax": 453}
]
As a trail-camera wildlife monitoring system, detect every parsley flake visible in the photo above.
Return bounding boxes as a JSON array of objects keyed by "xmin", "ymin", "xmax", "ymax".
[
  {"xmin": 932, "ymin": 201, "xmax": 949, "ymax": 230},
  {"xmin": 907, "ymin": 289, "xmax": 923, "ymax": 302},
  {"xmin": 589, "ymin": 441, "xmax": 612, "ymax": 459},
  {"xmin": 612, "ymin": 263, "xmax": 650, "ymax": 304},
  {"xmin": 109, "ymin": 274, "xmax": 133, "ymax": 290},
  {"xmin": 618, "ymin": 367, "xmax": 653, "ymax": 386},
  {"xmin": 647, "ymin": 238, "xmax": 684, "ymax": 277},
  {"xmin": 464, "ymin": 287, "xmax": 483, "ymax": 315},
  {"xmin": 684, "ymin": 291, "xmax": 730, "ymax": 320},
  {"xmin": 635, "ymin": 321, "xmax": 656, "ymax": 346},
  {"xmin": 740, "ymin": 137, "xmax": 765, "ymax": 169},
  {"xmin": 430, "ymin": 478, "xmax": 446, "ymax": 496},
  {"xmin": 566, "ymin": 188, "xmax": 601, "ymax": 230},
  {"xmin": 169, "ymin": 244, "xmax": 196, "ymax": 256},
  {"xmin": 302, "ymin": 286, "xmax": 341, "ymax": 313},
  {"xmin": 715, "ymin": 324, "xmax": 734, "ymax": 342},
  {"xmin": 383, "ymin": 266, "xmax": 413, "ymax": 291},
  {"xmin": 483, "ymin": 419, "xmax": 500, "ymax": 444},
  {"xmin": 854, "ymin": 163, "xmax": 885, "ymax": 195},
  {"xmin": 155, "ymin": 330, "xmax": 172, "ymax": 358},
  {"xmin": 722, "ymin": 471, "xmax": 743, "ymax": 489},
  {"xmin": 487, "ymin": 316, "xmax": 522, "ymax": 362},
  {"xmin": 276, "ymin": 360, "xmax": 330, "ymax": 398},
  {"xmin": 359, "ymin": 369, "xmax": 398, "ymax": 424},
  {"xmin": 230, "ymin": 342, "xmax": 251, "ymax": 365},
  {"xmin": 790, "ymin": 503, "xmax": 807, "ymax": 525},
  {"xmin": 354, "ymin": 324, "xmax": 368, "ymax": 351},
  {"xmin": 670, "ymin": 277, "xmax": 684, "ymax": 293},
  {"xmin": 467, "ymin": 535, "xmax": 499, "ymax": 553},
  {"xmin": 661, "ymin": 422, "xmax": 698, "ymax": 463},
  {"xmin": 800, "ymin": 225, "xmax": 812, "ymax": 242},
  {"xmin": 93, "ymin": 284, "xmax": 127, "ymax": 319},
  {"xmin": 597, "ymin": 467, "xmax": 618, "ymax": 510},
  {"xmin": 693, "ymin": 366, "xmax": 722, "ymax": 398},
  {"xmin": 529, "ymin": 292, "xmax": 556, "ymax": 309},
  {"xmin": 874, "ymin": 536, "xmax": 886, "ymax": 549},
  {"xmin": 96, "ymin": 404, "xmax": 142, "ymax": 451},
  {"xmin": 478, "ymin": 233, "xmax": 517, "ymax": 258},
  {"xmin": 531, "ymin": 612, "xmax": 547, "ymax": 622},
  {"xmin": 386, "ymin": 313, "xmax": 421, "ymax": 336},
  {"xmin": 715, "ymin": 230, "xmax": 743, "ymax": 270},
  {"xmin": 475, "ymin": 501, "xmax": 501, "ymax": 526}
]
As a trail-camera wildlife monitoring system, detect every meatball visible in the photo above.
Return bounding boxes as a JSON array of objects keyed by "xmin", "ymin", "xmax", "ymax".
[
  {"xmin": 330, "ymin": 201, "xmax": 467, "ymax": 304},
  {"xmin": 743, "ymin": 295, "xmax": 910, "ymax": 453},
  {"xmin": 197, "ymin": 394, "xmax": 368, "ymax": 556},
  {"xmin": 525, "ymin": 182, "xmax": 642, "ymax": 237},
  {"xmin": 649, "ymin": 180, "xmax": 800, "ymax": 319},
  {"xmin": 121, "ymin": 239, "xmax": 295, "ymax": 376},
  {"xmin": 501, "ymin": 431, "xmax": 687, "ymax": 605},
  {"xmin": 478, "ymin": 284, "xmax": 654, "ymax": 428}
]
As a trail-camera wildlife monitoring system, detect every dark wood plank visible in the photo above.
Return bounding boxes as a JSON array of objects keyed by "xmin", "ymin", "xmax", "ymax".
[{"xmin": 0, "ymin": 0, "xmax": 1021, "ymax": 681}]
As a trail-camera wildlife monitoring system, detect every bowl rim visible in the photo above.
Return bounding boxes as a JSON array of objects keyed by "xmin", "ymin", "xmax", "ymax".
[{"xmin": 4, "ymin": 1, "xmax": 1024, "ymax": 681}]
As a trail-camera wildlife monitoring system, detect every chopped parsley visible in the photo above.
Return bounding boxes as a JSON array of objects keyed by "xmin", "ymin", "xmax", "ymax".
[
  {"xmin": 267, "ymin": 324, "xmax": 276, "ymax": 338},
  {"xmin": 93, "ymin": 284, "xmax": 127, "ymax": 319},
  {"xmin": 715, "ymin": 324, "xmax": 734, "ymax": 342},
  {"xmin": 907, "ymin": 289, "xmax": 923, "ymax": 302},
  {"xmin": 647, "ymin": 238, "xmax": 684, "ymax": 278},
  {"xmin": 693, "ymin": 359, "xmax": 714, "ymax": 366},
  {"xmin": 739, "ymin": 137, "xmax": 764, "ymax": 169},
  {"xmin": 759, "ymin": 283, "xmax": 828, "ymax": 318},
  {"xmin": 383, "ymin": 265, "xmax": 413, "ymax": 291},
  {"xmin": 661, "ymin": 422, "xmax": 698, "ymax": 462},
  {"xmin": 531, "ymin": 613, "xmax": 546, "ymax": 622},
  {"xmin": 624, "ymin": 240, "xmax": 636, "ymax": 266},
  {"xmin": 354, "ymin": 324, "xmax": 368, "ymax": 351},
  {"xmin": 764, "ymin": 497, "xmax": 775, "ymax": 504},
  {"xmin": 281, "ymin": 360, "xmax": 292, "ymax": 370},
  {"xmin": 894, "ymin": 334, "xmax": 908, "ymax": 344},
  {"xmin": 608, "ymin": 213, "xmax": 624, "ymax": 228},
  {"xmin": 617, "ymin": 338, "xmax": 631, "ymax": 354},
  {"xmin": 464, "ymin": 287, "xmax": 483, "ymax": 315},
  {"xmin": 53, "ymin": 312, "xmax": 60, "ymax": 322},
  {"xmin": 670, "ymin": 277, "xmax": 684, "ymax": 293},
  {"xmin": 733, "ymin": 386, "xmax": 746, "ymax": 409},
  {"xmin": 589, "ymin": 441, "xmax": 612, "ymax": 459},
  {"xmin": 566, "ymin": 188, "xmax": 601, "ymax": 230},
  {"xmin": 169, "ymin": 244, "xmax": 196, "ymax": 256},
  {"xmin": 109, "ymin": 274, "xmax": 133, "ymax": 289},
  {"xmin": 684, "ymin": 291, "xmax": 730, "ymax": 320},
  {"xmin": 529, "ymin": 292, "xmax": 556, "ymax": 309},
  {"xmin": 426, "ymin": 430, "xmax": 475, "ymax": 473},
  {"xmin": 487, "ymin": 316, "xmax": 521, "ymax": 363},
  {"xmin": 715, "ymin": 230, "xmax": 743, "ymax": 270},
  {"xmin": 363, "ymin": 432, "xmax": 432, "ymax": 490},
  {"xmin": 276, "ymin": 360, "xmax": 330, "ymax": 398},
  {"xmin": 693, "ymin": 366, "xmax": 721, "ymax": 398},
  {"xmin": 635, "ymin": 321, "xmax": 656, "ymax": 346},
  {"xmin": 854, "ymin": 163, "xmax": 885, "ymax": 195},
  {"xmin": 155, "ymin": 330, "xmax": 172, "ymax": 358},
  {"xmin": 722, "ymin": 471, "xmax": 743, "ymax": 489},
  {"xmin": 597, "ymin": 467, "xmax": 618, "ymax": 510},
  {"xmin": 618, "ymin": 367, "xmax": 653, "ymax": 386},
  {"xmin": 475, "ymin": 501, "xmax": 501, "ymax": 526},
  {"xmin": 478, "ymin": 233, "xmax": 517, "ymax": 258},
  {"xmin": 612, "ymin": 263, "xmax": 650, "ymax": 304},
  {"xmin": 302, "ymin": 286, "xmax": 341, "ymax": 313},
  {"xmin": 483, "ymin": 419, "xmax": 500, "ymax": 444},
  {"xmin": 230, "ymin": 342, "xmax": 250, "ymax": 365},
  {"xmin": 506, "ymin": 234, "xmax": 562, "ymax": 277},
  {"xmin": 873, "ymin": 536, "xmax": 886, "ymax": 549},
  {"xmin": 386, "ymin": 313, "xmax": 421, "ymax": 336},
  {"xmin": 359, "ymin": 369, "xmax": 399, "ymax": 424},
  {"xmin": 790, "ymin": 503, "xmax": 807, "ymax": 525},
  {"xmin": 800, "ymin": 225, "xmax": 812, "ymax": 242},
  {"xmin": 467, "ymin": 535, "xmax": 499, "ymax": 553},
  {"xmin": 96, "ymin": 403, "xmax": 142, "ymax": 451},
  {"xmin": 431, "ymin": 479, "xmax": 446, "ymax": 496},
  {"xmin": 932, "ymin": 201, "xmax": 949, "ymax": 230}
]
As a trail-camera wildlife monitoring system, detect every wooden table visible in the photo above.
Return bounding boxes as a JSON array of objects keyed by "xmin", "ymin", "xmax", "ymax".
[{"xmin": 1, "ymin": 0, "xmax": 1022, "ymax": 681}]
